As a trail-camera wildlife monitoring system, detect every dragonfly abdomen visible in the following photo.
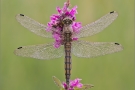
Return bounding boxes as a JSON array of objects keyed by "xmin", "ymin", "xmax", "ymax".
[
  {"xmin": 64, "ymin": 42, "xmax": 72, "ymax": 87},
  {"xmin": 63, "ymin": 30, "xmax": 72, "ymax": 87}
]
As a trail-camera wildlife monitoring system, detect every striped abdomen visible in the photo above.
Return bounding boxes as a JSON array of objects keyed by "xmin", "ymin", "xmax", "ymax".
[
  {"xmin": 64, "ymin": 31, "xmax": 72, "ymax": 88},
  {"xmin": 65, "ymin": 42, "xmax": 71, "ymax": 86}
]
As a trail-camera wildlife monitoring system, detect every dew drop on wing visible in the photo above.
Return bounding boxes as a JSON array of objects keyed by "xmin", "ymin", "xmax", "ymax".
[
  {"xmin": 110, "ymin": 11, "xmax": 114, "ymax": 14},
  {"xmin": 20, "ymin": 14, "xmax": 24, "ymax": 16},
  {"xmin": 17, "ymin": 47, "xmax": 22, "ymax": 49},
  {"xmin": 114, "ymin": 43, "xmax": 120, "ymax": 45}
]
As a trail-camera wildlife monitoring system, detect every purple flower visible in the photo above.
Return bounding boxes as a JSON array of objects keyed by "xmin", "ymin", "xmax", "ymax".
[
  {"xmin": 69, "ymin": 6, "xmax": 78, "ymax": 17},
  {"xmin": 53, "ymin": 76, "xmax": 94, "ymax": 90},
  {"xmin": 70, "ymin": 78, "xmax": 83, "ymax": 88},
  {"xmin": 62, "ymin": 78, "xmax": 83, "ymax": 90},
  {"xmin": 72, "ymin": 22, "xmax": 82, "ymax": 33},
  {"xmin": 47, "ymin": 1, "xmax": 82, "ymax": 48},
  {"xmin": 56, "ymin": 7, "xmax": 62, "ymax": 14},
  {"xmin": 62, "ymin": 2, "xmax": 69, "ymax": 13}
]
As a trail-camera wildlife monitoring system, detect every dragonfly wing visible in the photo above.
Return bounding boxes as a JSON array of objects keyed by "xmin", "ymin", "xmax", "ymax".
[
  {"xmin": 14, "ymin": 43, "xmax": 64, "ymax": 60},
  {"xmin": 16, "ymin": 14, "xmax": 52, "ymax": 38},
  {"xmin": 72, "ymin": 40, "xmax": 123, "ymax": 58},
  {"xmin": 73, "ymin": 11, "xmax": 118, "ymax": 38}
]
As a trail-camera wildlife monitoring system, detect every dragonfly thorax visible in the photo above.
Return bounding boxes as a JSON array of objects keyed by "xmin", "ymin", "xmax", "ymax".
[
  {"xmin": 64, "ymin": 31, "xmax": 72, "ymax": 36},
  {"xmin": 63, "ymin": 31, "xmax": 72, "ymax": 43}
]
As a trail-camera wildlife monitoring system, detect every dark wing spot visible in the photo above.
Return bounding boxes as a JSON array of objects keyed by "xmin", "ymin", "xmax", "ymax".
[
  {"xmin": 110, "ymin": 11, "xmax": 114, "ymax": 14},
  {"xmin": 20, "ymin": 14, "xmax": 24, "ymax": 16},
  {"xmin": 17, "ymin": 47, "xmax": 22, "ymax": 49},
  {"xmin": 115, "ymin": 43, "xmax": 120, "ymax": 45}
]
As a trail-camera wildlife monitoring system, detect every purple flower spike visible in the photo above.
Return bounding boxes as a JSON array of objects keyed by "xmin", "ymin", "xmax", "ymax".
[
  {"xmin": 53, "ymin": 76, "xmax": 94, "ymax": 90},
  {"xmin": 47, "ymin": 1, "xmax": 82, "ymax": 48},
  {"xmin": 62, "ymin": 78, "xmax": 83, "ymax": 90}
]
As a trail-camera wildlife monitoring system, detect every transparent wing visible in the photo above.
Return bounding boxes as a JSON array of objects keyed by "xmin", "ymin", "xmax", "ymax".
[
  {"xmin": 72, "ymin": 40, "xmax": 123, "ymax": 58},
  {"xmin": 73, "ymin": 11, "xmax": 118, "ymax": 38},
  {"xmin": 16, "ymin": 14, "xmax": 52, "ymax": 38},
  {"xmin": 14, "ymin": 43, "xmax": 64, "ymax": 60}
]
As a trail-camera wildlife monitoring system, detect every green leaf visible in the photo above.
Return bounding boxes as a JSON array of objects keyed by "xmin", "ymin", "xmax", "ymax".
[
  {"xmin": 52, "ymin": 76, "xmax": 64, "ymax": 89},
  {"xmin": 83, "ymin": 84, "xmax": 94, "ymax": 89},
  {"xmin": 59, "ymin": 88, "xmax": 64, "ymax": 90}
]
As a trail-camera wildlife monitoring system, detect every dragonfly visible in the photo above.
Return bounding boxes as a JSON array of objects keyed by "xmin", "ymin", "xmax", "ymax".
[{"xmin": 14, "ymin": 11, "xmax": 123, "ymax": 87}]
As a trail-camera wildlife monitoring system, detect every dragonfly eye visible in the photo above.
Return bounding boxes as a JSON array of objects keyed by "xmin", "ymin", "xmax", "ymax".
[{"xmin": 63, "ymin": 19, "xmax": 72, "ymax": 25}]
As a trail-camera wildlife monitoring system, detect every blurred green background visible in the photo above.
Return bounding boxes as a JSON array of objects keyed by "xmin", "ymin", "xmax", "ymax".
[{"xmin": 0, "ymin": 0, "xmax": 134, "ymax": 90}]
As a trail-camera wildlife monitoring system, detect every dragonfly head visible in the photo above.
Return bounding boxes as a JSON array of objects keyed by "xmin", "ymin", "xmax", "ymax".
[{"xmin": 63, "ymin": 17, "xmax": 73, "ymax": 26}]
